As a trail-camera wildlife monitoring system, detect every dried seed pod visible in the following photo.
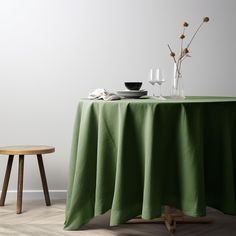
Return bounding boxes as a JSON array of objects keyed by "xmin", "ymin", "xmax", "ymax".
[
  {"xmin": 183, "ymin": 22, "xmax": 189, "ymax": 27},
  {"xmin": 180, "ymin": 34, "xmax": 185, "ymax": 39},
  {"xmin": 183, "ymin": 48, "xmax": 189, "ymax": 54},
  {"xmin": 203, "ymin": 17, "xmax": 209, "ymax": 22}
]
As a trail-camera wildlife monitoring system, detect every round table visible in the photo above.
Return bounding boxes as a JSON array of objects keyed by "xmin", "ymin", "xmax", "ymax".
[{"xmin": 65, "ymin": 97, "xmax": 236, "ymax": 232}]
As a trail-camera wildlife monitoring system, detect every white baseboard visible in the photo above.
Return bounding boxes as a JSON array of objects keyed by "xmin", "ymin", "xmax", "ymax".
[{"xmin": 0, "ymin": 190, "xmax": 67, "ymax": 200}]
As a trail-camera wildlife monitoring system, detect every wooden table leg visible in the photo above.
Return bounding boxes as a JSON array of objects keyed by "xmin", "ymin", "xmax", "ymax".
[
  {"xmin": 17, "ymin": 155, "xmax": 24, "ymax": 214},
  {"xmin": 37, "ymin": 154, "xmax": 51, "ymax": 206},
  {"xmin": 163, "ymin": 206, "xmax": 176, "ymax": 233},
  {"xmin": 126, "ymin": 206, "xmax": 212, "ymax": 234},
  {"xmin": 0, "ymin": 155, "xmax": 14, "ymax": 206}
]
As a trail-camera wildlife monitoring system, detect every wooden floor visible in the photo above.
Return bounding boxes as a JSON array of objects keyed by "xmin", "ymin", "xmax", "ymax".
[{"xmin": 0, "ymin": 199, "xmax": 236, "ymax": 235}]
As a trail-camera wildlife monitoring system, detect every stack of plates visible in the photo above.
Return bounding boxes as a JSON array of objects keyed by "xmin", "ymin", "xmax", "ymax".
[{"xmin": 116, "ymin": 90, "xmax": 147, "ymax": 98}]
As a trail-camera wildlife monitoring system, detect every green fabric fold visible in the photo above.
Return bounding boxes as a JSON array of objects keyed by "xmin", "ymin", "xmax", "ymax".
[{"xmin": 64, "ymin": 97, "xmax": 236, "ymax": 230}]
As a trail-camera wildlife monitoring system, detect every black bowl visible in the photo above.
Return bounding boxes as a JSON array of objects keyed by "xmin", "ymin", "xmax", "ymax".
[{"xmin": 125, "ymin": 82, "xmax": 142, "ymax": 90}]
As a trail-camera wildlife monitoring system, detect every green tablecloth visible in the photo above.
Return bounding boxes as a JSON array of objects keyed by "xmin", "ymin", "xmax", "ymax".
[{"xmin": 64, "ymin": 96, "xmax": 236, "ymax": 230}]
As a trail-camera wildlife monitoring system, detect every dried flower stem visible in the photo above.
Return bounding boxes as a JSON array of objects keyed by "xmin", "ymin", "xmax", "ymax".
[
  {"xmin": 178, "ymin": 55, "xmax": 186, "ymax": 75},
  {"xmin": 186, "ymin": 21, "xmax": 204, "ymax": 49},
  {"xmin": 168, "ymin": 44, "xmax": 182, "ymax": 76},
  {"xmin": 180, "ymin": 28, "xmax": 185, "ymax": 57},
  {"xmin": 177, "ymin": 27, "xmax": 186, "ymax": 77},
  {"xmin": 167, "ymin": 44, "xmax": 177, "ymax": 63}
]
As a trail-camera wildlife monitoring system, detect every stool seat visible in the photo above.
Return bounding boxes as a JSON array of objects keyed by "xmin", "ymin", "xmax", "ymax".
[
  {"xmin": 0, "ymin": 145, "xmax": 55, "ymax": 214},
  {"xmin": 0, "ymin": 145, "xmax": 55, "ymax": 155}
]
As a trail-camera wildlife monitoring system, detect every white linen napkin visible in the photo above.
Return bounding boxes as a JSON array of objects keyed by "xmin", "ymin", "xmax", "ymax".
[{"xmin": 88, "ymin": 88, "xmax": 121, "ymax": 101}]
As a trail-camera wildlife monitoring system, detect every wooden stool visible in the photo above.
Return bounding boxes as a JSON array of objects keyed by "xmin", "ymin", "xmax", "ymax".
[{"xmin": 0, "ymin": 145, "xmax": 55, "ymax": 214}]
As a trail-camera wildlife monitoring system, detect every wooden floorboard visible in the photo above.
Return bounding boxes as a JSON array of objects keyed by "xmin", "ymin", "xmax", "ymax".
[{"xmin": 0, "ymin": 199, "xmax": 236, "ymax": 235}]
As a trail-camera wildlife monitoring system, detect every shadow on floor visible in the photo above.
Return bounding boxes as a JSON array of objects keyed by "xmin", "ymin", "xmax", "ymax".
[{"xmin": 80, "ymin": 208, "xmax": 236, "ymax": 236}]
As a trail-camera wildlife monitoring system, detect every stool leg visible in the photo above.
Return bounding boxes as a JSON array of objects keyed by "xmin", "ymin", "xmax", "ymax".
[
  {"xmin": 0, "ymin": 155, "xmax": 14, "ymax": 206},
  {"xmin": 17, "ymin": 155, "xmax": 24, "ymax": 214},
  {"xmin": 37, "ymin": 154, "xmax": 51, "ymax": 206}
]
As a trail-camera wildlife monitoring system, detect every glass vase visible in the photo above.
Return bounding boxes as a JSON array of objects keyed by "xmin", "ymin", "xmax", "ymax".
[{"xmin": 171, "ymin": 63, "xmax": 185, "ymax": 99}]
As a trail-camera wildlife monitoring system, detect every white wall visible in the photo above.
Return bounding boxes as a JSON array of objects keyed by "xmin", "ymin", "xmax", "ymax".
[{"xmin": 0, "ymin": 0, "xmax": 236, "ymax": 199}]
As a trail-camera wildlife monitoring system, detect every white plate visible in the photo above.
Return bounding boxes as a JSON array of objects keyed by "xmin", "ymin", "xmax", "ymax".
[{"xmin": 116, "ymin": 90, "xmax": 147, "ymax": 98}]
